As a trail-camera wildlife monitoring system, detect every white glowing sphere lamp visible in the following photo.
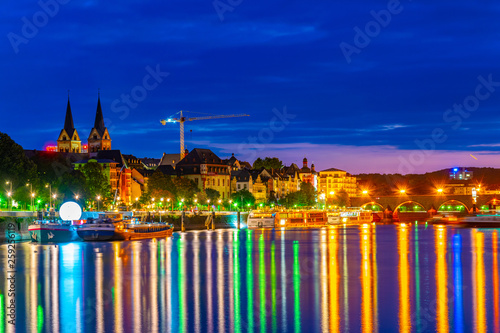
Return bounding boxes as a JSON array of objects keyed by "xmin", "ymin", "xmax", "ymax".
[{"xmin": 59, "ymin": 201, "xmax": 82, "ymax": 221}]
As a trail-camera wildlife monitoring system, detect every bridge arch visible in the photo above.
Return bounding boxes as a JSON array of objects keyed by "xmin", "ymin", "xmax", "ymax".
[
  {"xmin": 394, "ymin": 201, "xmax": 426, "ymax": 212},
  {"xmin": 361, "ymin": 202, "xmax": 384, "ymax": 211},
  {"xmin": 437, "ymin": 200, "xmax": 469, "ymax": 212}
]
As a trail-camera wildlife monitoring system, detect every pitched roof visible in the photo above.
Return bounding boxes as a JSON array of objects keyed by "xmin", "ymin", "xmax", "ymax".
[
  {"xmin": 231, "ymin": 169, "xmax": 251, "ymax": 182},
  {"xmin": 96, "ymin": 149, "xmax": 127, "ymax": 168},
  {"xmin": 177, "ymin": 148, "xmax": 224, "ymax": 166},
  {"xmin": 63, "ymin": 97, "xmax": 76, "ymax": 138},
  {"xmin": 159, "ymin": 153, "xmax": 181, "ymax": 167},
  {"xmin": 320, "ymin": 167, "xmax": 346, "ymax": 172}
]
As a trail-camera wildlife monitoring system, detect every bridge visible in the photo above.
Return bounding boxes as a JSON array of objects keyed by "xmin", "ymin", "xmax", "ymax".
[{"xmin": 351, "ymin": 194, "xmax": 500, "ymax": 213}]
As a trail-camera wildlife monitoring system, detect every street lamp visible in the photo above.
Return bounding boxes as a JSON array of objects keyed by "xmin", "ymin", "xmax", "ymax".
[
  {"xmin": 437, "ymin": 188, "xmax": 444, "ymax": 194},
  {"xmin": 6, "ymin": 181, "xmax": 13, "ymax": 211},
  {"xmin": 97, "ymin": 195, "xmax": 101, "ymax": 211},
  {"xmin": 45, "ymin": 184, "xmax": 52, "ymax": 209},
  {"xmin": 26, "ymin": 183, "xmax": 34, "ymax": 211},
  {"xmin": 399, "ymin": 189, "xmax": 406, "ymax": 195}
]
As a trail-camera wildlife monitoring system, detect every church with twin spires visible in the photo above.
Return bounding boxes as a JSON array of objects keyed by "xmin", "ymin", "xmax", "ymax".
[{"xmin": 57, "ymin": 93, "xmax": 111, "ymax": 154}]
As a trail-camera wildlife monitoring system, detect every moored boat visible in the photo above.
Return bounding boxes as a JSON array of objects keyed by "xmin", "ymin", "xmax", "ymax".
[
  {"xmin": 247, "ymin": 211, "xmax": 276, "ymax": 228},
  {"xmin": 112, "ymin": 220, "xmax": 174, "ymax": 240},
  {"xmin": 338, "ymin": 208, "xmax": 373, "ymax": 225},
  {"xmin": 458, "ymin": 214, "xmax": 500, "ymax": 227},
  {"xmin": 275, "ymin": 210, "xmax": 328, "ymax": 228},
  {"xmin": 29, "ymin": 221, "xmax": 80, "ymax": 243},
  {"xmin": 77, "ymin": 217, "xmax": 117, "ymax": 241}
]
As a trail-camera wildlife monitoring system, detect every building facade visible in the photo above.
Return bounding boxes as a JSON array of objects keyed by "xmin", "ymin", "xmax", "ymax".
[
  {"xmin": 176, "ymin": 149, "xmax": 231, "ymax": 199},
  {"xmin": 319, "ymin": 168, "xmax": 357, "ymax": 198}
]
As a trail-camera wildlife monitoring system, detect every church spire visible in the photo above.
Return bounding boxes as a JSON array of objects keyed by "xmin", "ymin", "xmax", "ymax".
[
  {"xmin": 93, "ymin": 91, "xmax": 105, "ymax": 136},
  {"xmin": 63, "ymin": 94, "xmax": 76, "ymax": 138}
]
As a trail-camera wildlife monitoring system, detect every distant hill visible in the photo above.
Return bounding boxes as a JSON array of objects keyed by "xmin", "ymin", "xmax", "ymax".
[{"xmin": 355, "ymin": 167, "xmax": 500, "ymax": 196}]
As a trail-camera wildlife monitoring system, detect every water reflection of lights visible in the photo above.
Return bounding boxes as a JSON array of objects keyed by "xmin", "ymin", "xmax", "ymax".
[
  {"xmin": 113, "ymin": 243, "xmax": 124, "ymax": 332},
  {"xmin": 259, "ymin": 234, "xmax": 267, "ymax": 332},
  {"xmin": 473, "ymin": 230, "xmax": 486, "ymax": 333},
  {"xmin": 217, "ymin": 230, "xmax": 225, "ymax": 332},
  {"xmin": 280, "ymin": 228, "xmax": 287, "ymax": 332},
  {"xmin": 233, "ymin": 230, "xmax": 242, "ymax": 333},
  {"xmin": 193, "ymin": 232, "xmax": 201, "ymax": 333},
  {"xmin": 179, "ymin": 234, "xmax": 188, "ymax": 333},
  {"xmin": 96, "ymin": 249, "xmax": 104, "ymax": 333},
  {"xmin": 328, "ymin": 227, "xmax": 340, "ymax": 333},
  {"xmin": 397, "ymin": 224, "xmax": 411, "ymax": 333},
  {"xmin": 435, "ymin": 226, "xmax": 449, "ymax": 333},
  {"xmin": 293, "ymin": 240, "xmax": 301, "ymax": 333},
  {"xmin": 247, "ymin": 229, "xmax": 255, "ymax": 331},
  {"xmin": 271, "ymin": 240, "xmax": 278, "ymax": 332},
  {"xmin": 150, "ymin": 241, "xmax": 159, "ymax": 332},
  {"xmin": 163, "ymin": 238, "xmax": 172, "ymax": 330},
  {"xmin": 133, "ymin": 242, "xmax": 142, "ymax": 332},
  {"xmin": 493, "ymin": 231, "xmax": 499, "ymax": 333},
  {"xmin": 228, "ymin": 231, "xmax": 235, "ymax": 331},
  {"xmin": 206, "ymin": 231, "xmax": 214, "ymax": 333},
  {"xmin": 342, "ymin": 226, "xmax": 349, "ymax": 332},
  {"xmin": 360, "ymin": 224, "xmax": 373, "ymax": 333},
  {"xmin": 453, "ymin": 234, "xmax": 464, "ymax": 333}
]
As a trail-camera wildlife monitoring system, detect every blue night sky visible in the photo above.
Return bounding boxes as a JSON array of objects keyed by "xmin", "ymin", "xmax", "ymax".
[{"xmin": 1, "ymin": 0, "xmax": 500, "ymax": 174}]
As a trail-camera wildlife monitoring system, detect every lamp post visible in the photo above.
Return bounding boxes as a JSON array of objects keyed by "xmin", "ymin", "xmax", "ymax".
[
  {"xmin": 97, "ymin": 195, "xmax": 101, "ymax": 211},
  {"xmin": 45, "ymin": 184, "xmax": 52, "ymax": 209},
  {"xmin": 26, "ymin": 183, "xmax": 34, "ymax": 211},
  {"xmin": 135, "ymin": 197, "xmax": 139, "ymax": 210},
  {"xmin": 6, "ymin": 181, "xmax": 12, "ymax": 211},
  {"xmin": 167, "ymin": 197, "xmax": 172, "ymax": 211},
  {"xmin": 218, "ymin": 199, "xmax": 222, "ymax": 211}
]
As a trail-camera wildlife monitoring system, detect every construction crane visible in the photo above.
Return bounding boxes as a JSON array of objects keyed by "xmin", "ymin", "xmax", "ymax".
[{"xmin": 160, "ymin": 110, "xmax": 249, "ymax": 159}]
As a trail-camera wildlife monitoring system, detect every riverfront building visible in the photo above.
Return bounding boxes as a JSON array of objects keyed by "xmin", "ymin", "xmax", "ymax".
[
  {"xmin": 318, "ymin": 168, "xmax": 357, "ymax": 198},
  {"xmin": 176, "ymin": 148, "xmax": 231, "ymax": 199}
]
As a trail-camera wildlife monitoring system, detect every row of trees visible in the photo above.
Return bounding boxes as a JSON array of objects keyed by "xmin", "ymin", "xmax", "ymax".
[{"xmin": 0, "ymin": 132, "xmax": 112, "ymax": 210}]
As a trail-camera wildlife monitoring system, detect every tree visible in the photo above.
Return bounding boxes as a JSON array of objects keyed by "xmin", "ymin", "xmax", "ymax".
[
  {"xmin": 79, "ymin": 162, "xmax": 112, "ymax": 207},
  {"xmin": 283, "ymin": 182, "xmax": 317, "ymax": 207},
  {"xmin": 58, "ymin": 169, "xmax": 88, "ymax": 203},
  {"xmin": 147, "ymin": 171, "xmax": 174, "ymax": 200},
  {"xmin": 329, "ymin": 189, "xmax": 350, "ymax": 207},
  {"xmin": 268, "ymin": 191, "xmax": 277, "ymax": 205},
  {"xmin": 252, "ymin": 157, "xmax": 283, "ymax": 170},
  {"xmin": 205, "ymin": 188, "xmax": 220, "ymax": 202},
  {"xmin": 231, "ymin": 189, "xmax": 256, "ymax": 208},
  {"xmin": 172, "ymin": 177, "xmax": 199, "ymax": 203},
  {"xmin": 0, "ymin": 132, "xmax": 38, "ymax": 202}
]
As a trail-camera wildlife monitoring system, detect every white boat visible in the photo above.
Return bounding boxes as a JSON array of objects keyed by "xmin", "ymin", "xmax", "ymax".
[
  {"xmin": 247, "ymin": 211, "xmax": 276, "ymax": 228},
  {"xmin": 458, "ymin": 214, "xmax": 500, "ymax": 227},
  {"xmin": 29, "ymin": 221, "xmax": 80, "ymax": 243},
  {"xmin": 338, "ymin": 208, "xmax": 373, "ymax": 225},
  {"xmin": 326, "ymin": 211, "xmax": 341, "ymax": 225}
]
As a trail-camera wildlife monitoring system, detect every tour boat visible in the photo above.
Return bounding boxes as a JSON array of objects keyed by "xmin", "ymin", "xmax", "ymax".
[
  {"xmin": 112, "ymin": 220, "xmax": 174, "ymax": 240},
  {"xmin": 246, "ymin": 211, "xmax": 276, "ymax": 228},
  {"xmin": 29, "ymin": 221, "xmax": 80, "ymax": 243},
  {"xmin": 458, "ymin": 214, "xmax": 500, "ymax": 227},
  {"xmin": 275, "ymin": 210, "xmax": 328, "ymax": 228},
  {"xmin": 337, "ymin": 208, "xmax": 373, "ymax": 225},
  {"xmin": 326, "ymin": 211, "xmax": 341, "ymax": 225}
]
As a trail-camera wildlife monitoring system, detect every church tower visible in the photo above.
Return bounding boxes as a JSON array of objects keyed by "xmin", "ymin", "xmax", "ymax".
[
  {"xmin": 57, "ymin": 95, "xmax": 82, "ymax": 153},
  {"xmin": 88, "ymin": 92, "xmax": 111, "ymax": 154}
]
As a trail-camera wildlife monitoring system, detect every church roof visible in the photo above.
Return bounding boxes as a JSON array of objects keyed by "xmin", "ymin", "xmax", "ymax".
[
  {"xmin": 92, "ymin": 95, "xmax": 106, "ymax": 137},
  {"xmin": 63, "ymin": 98, "xmax": 76, "ymax": 138}
]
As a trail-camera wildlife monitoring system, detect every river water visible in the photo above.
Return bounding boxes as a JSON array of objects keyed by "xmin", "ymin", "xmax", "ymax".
[{"xmin": 0, "ymin": 224, "xmax": 499, "ymax": 333}]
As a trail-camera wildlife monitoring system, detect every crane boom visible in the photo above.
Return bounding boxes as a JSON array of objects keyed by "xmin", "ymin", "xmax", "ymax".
[{"xmin": 160, "ymin": 111, "xmax": 249, "ymax": 159}]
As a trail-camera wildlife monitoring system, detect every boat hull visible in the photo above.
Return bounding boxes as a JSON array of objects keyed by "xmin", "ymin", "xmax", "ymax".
[
  {"xmin": 247, "ymin": 218, "xmax": 275, "ymax": 228},
  {"xmin": 29, "ymin": 225, "xmax": 79, "ymax": 243},
  {"xmin": 113, "ymin": 224, "xmax": 174, "ymax": 240},
  {"xmin": 77, "ymin": 228, "xmax": 115, "ymax": 241}
]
